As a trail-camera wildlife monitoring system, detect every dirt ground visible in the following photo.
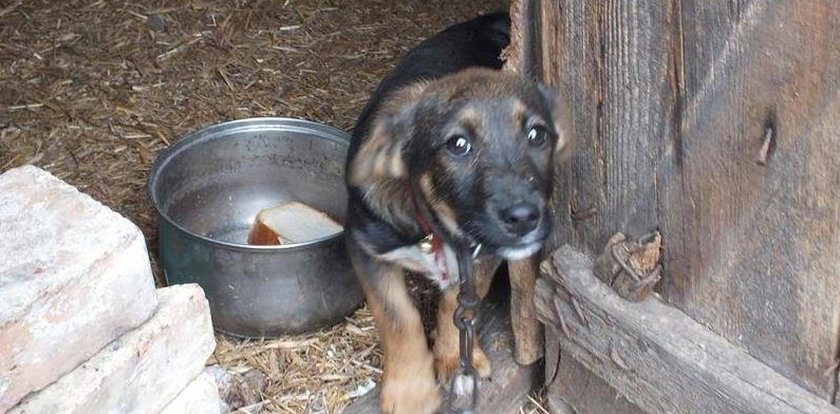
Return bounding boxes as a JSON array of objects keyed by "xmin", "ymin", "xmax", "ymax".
[{"xmin": 0, "ymin": 0, "xmax": 546, "ymax": 412}]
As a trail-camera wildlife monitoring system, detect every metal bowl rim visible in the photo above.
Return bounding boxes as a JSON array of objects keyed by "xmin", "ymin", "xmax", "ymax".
[{"xmin": 147, "ymin": 117, "xmax": 350, "ymax": 252}]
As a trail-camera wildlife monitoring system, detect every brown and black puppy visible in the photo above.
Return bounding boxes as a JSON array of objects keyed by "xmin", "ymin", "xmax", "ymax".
[{"xmin": 345, "ymin": 13, "xmax": 570, "ymax": 414}]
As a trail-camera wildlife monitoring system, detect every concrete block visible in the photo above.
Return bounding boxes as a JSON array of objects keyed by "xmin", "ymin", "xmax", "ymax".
[
  {"xmin": 0, "ymin": 165, "xmax": 157, "ymax": 411},
  {"xmin": 160, "ymin": 372, "xmax": 222, "ymax": 414},
  {"xmin": 10, "ymin": 284, "xmax": 216, "ymax": 414}
]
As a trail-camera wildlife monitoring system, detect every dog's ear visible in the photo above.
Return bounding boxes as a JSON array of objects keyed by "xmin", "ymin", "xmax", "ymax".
[
  {"xmin": 350, "ymin": 82, "xmax": 429, "ymax": 186},
  {"xmin": 539, "ymin": 84, "xmax": 574, "ymax": 161}
]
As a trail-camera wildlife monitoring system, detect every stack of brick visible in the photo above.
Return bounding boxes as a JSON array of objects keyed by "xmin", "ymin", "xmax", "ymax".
[{"xmin": 0, "ymin": 166, "xmax": 221, "ymax": 414}]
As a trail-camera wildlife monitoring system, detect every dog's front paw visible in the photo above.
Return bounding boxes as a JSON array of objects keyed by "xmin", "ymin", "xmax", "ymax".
[
  {"xmin": 380, "ymin": 368, "xmax": 441, "ymax": 414},
  {"xmin": 433, "ymin": 344, "xmax": 492, "ymax": 388}
]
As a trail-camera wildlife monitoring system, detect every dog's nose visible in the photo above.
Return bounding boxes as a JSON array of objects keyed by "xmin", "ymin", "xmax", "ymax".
[{"xmin": 499, "ymin": 202, "xmax": 539, "ymax": 236}]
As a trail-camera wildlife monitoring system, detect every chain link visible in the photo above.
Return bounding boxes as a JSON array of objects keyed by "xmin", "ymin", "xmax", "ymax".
[{"xmin": 445, "ymin": 243, "xmax": 482, "ymax": 414}]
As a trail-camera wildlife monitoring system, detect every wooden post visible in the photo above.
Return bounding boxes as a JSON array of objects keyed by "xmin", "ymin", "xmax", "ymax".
[
  {"xmin": 503, "ymin": 0, "xmax": 545, "ymax": 366},
  {"xmin": 507, "ymin": 256, "xmax": 544, "ymax": 365}
]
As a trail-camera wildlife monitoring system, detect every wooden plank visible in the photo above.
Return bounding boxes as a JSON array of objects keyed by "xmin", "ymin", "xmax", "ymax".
[
  {"xmin": 544, "ymin": 336, "xmax": 645, "ymax": 414},
  {"xmin": 535, "ymin": 1, "xmax": 680, "ymax": 411},
  {"xmin": 535, "ymin": 245, "xmax": 840, "ymax": 414},
  {"xmin": 660, "ymin": 0, "xmax": 840, "ymax": 400},
  {"xmin": 342, "ymin": 287, "xmax": 538, "ymax": 414},
  {"xmin": 544, "ymin": 0, "xmax": 679, "ymax": 255},
  {"xmin": 508, "ymin": 256, "xmax": 544, "ymax": 364},
  {"xmin": 504, "ymin": 0, "xmax": 546, "ymax": 367},
  {"xmin": 535, "ymin": 0, "xmax": 840, "ymax": 402},
  {"xmin": 503, "ymin": 0, "xmax": 540, "ymax": 79}
]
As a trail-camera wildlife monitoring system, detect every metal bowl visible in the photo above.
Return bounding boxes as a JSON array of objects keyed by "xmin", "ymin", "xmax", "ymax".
[{"xmin": 147, "ymin": 117, "xmax": 363, "ymax": 337}]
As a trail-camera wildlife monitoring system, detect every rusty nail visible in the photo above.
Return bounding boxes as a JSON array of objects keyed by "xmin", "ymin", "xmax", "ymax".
[
  {"xmin": 755, "ymin": 123, "xmax": 776, "ymax": 167},
  {"xmin": 558, "ymin": 313, "xmax": 572, "ymax": 338},
  {"xmin": 610, "ymin": 345, "xmax": 630, "ymax": 370},
  {"xmin": 631, "ymin": 265, "xmax": 663, "ymax": 297},
  {"xmin": 571, "ymin": 297, "xmax": 588, "ymax": 326},
  {"xmin": 639, "ymin": 264, "xmax": 662, "ymax": 284},
  {"xmin": 611, "ymin": 242, "xmax": 644, "ymax": 282},
  {"xmin": 553, "ymin": 297, "xmax": 573, "ymax": 338},
  {"xmin": 571, "ymin": 205, "xmax": 597, "ymax": 221},
  {"xmin": 570, "ymin": 192, "xmax": 597, "ymax": 221}
]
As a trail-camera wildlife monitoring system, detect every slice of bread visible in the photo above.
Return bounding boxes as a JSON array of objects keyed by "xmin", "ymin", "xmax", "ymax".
[{"xmin": 247, "ymin": 202, "xmax": 343, "ymax": 246}]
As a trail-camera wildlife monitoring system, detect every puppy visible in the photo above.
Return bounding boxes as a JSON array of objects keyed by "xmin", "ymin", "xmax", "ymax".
[{"xmin": 345, "ymin": 12, "xmax": 571, "ymax": 414}]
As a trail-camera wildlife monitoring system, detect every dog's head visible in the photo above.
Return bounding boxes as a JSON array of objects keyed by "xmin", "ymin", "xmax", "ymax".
[{"xmin": 351, "ymin": 68, "xmax": 572, "ymax": 260}]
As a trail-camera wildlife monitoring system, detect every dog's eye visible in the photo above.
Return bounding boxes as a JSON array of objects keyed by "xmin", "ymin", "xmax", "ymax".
[
  {"xmin": 526, "ymin": 126, "xmax": 550, "ymax": 148},
  {"xmin": 445, "ymin": 135, "xmax": 472, "ymax": 157}
]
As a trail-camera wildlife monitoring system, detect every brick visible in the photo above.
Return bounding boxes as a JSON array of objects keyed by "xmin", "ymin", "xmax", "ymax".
[
  {"xmin": 160, "ymin": 372, "xmax": 222, "ymax": 414},
  {"xmin": 0, "ymin": 165, "xmax": 158, "ymax": 411},
  {"xmin": 9, "ymin": 284, "xmax": 216, "ymax": 414}
]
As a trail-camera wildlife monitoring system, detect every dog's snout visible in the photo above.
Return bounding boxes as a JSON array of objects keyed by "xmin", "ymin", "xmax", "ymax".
[{"xmin": 499, "ymin": 202, "xmax": 539, "ymax": 236}]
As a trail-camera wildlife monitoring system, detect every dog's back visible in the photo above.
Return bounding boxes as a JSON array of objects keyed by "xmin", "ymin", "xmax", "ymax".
[{"xmin": 351, "ymin": 13, "xmax": 510, "ymax": 142}]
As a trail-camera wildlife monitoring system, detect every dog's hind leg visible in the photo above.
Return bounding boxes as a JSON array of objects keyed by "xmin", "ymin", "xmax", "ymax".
[
  {"xmin": 348, "ymin": 241, "xmax": 441, "ymax": 414},
  {"xmin": 432, "ymin": 256, "xmax": 501, "ymax": 389}
]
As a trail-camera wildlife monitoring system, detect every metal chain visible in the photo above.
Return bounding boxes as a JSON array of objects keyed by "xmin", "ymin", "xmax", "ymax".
[
  {"xmin": 409, "ymin": 180, "xmax": 483, "ymax": 412},
  {"xmin": 445, "ymin": 243, "xmax": 482, "ymax": 414}
]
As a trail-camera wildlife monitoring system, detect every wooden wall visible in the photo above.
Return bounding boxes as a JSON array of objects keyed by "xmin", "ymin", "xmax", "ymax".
[{"xmin": 517, "ymin": 0, "xmax": 840, "ymax": 408}]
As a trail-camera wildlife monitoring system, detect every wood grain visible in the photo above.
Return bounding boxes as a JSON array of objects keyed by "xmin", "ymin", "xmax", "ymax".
[
  {"xmin": 660, "ymin": 0, "xmax": 840, "ymax": 399},
  {"xmin": 508, "ymin": 255, "xmax": 544, "ymax": 364},
  {"xmin": 544, "ymin": 335, "xmax": 645, "ymax": 414},
  {"xmin": 545, "ymin": 0, "xmax": 678, "ymax": 255},
  {"xmin": 533, "ymin": 0, "xmax": 840, "ymax": 404},
  {"xmin": 536, "ymin": 245, "xmax": 840, "ymax": 414},
  {"xmin": 536, "ymin": 1, "xmax": 679, "ymax": 411},
  {"xmin": 505, "ymin": 0, "xmax": 547, "ymax": 367}
]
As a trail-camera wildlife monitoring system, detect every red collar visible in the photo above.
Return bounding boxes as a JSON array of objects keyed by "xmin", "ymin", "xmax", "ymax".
[{"xmin": 408, "ymin": 185, "xmax": 449, "ymax": 281}]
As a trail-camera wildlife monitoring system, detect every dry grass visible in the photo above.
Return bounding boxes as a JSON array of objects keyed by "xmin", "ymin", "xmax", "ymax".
[
  {"xmin": 210, "ymin": 308, "xmax": 382, "ymax": 413},
  {"xmin": 0, "ymin": 0, "xmax": 504, "ymax": 279},
  {"xmin": 0, "ymin": 0, "xmax": 552, "ymax": 412}
]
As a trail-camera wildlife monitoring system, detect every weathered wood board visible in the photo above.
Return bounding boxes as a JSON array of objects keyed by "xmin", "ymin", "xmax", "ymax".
[
  {"xmin": 507, "ymin": 256, "xmax": 544, "ymax": 365},
  {"xmin": 525, "ymin": 0, "xmax": 840, "ymax": 405},
  {"xmin": 504, "ymin": 0, "xmax": 547, "ymax": 366},
  {"xmin": 542, "ymin": 0, "xmax": 679, "ymax": 256},
  {"xmin": 535, "ymin": 245, "xmax": 840, "ymax": 414},
  {"xmin": 342, "ymin": 286, "xmax": 538, "ymax": 414},
  {"xmin": 659, "ymin": 1, "xmax": 840, "ymax": 400},
  {"xmin": 530, "ymin": 0, "xmax": 683, "ymax": 411},
  {"xmin": 544, "ymin": 335, "xmax": 645, "ymax": 414}
]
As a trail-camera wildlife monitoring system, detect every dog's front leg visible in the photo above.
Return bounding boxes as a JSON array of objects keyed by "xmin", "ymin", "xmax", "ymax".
[
  {"xmin": 367, "ymin": 266, "xmax": 440, "ymax": 414},
  {"xmin": 432, "ymin": 256, "xmax": 501, "ymax": 389},
  {"xmin": 349, "ymin": 243, "xmax": 441, "ymax": 414}
]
